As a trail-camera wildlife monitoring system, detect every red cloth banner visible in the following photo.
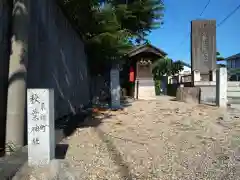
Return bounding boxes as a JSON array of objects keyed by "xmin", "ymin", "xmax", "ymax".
[{"xmin": 129, "ymin": 67, "xmax": 135, "ymax": 82}]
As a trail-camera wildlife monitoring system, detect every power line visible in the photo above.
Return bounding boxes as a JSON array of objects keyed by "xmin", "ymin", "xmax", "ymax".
[
  {"xmin": 177, "ymin": 32, "xmax": 190, "ymax": 48},
  {"xmin": 199, "ymin": 0, "xmax": 212, "ymax": 17},
  {"xmin": 217, "ymin": 3, "xmax": 240, "ymax": 27},
  {"xmin": 172, "ymin": 0, "xmax": 212, "ymax": 53},
  {"xmin": 175, "ymin": 1, "xmax": 240, "ymax": 60}
]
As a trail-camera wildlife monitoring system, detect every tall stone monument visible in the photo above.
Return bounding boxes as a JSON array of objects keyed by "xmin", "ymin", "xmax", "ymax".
[
  {"xmin": 27, "ymin": 89, "xmax": 55, "ymax": 166},
  {"xmin": 191, "ymin": 20, "xmax": 216, "ymax": 82},
  {"xmin": 110, "ymin": 66, "xmax": 121, "ymax": 109}
]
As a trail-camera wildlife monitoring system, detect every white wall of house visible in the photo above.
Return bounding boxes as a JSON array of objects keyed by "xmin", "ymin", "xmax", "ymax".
[
  {"xmin": 179, "ymin": 66, "xmax": 191, "ymax": 75},
  {"xmin": 167, "ymin": 65, "xmax": 191, "ymax": 84}
]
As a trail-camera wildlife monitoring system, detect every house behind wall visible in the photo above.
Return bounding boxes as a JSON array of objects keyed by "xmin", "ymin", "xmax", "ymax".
[{"xmin": 226, "ymin": 53, "xmax": 240, "ymax": 81}]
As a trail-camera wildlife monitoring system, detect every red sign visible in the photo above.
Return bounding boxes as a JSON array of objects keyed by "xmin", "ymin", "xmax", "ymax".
[{"xmin": 129, "ymin": 67, "xmax": 135, "ymax": 82}]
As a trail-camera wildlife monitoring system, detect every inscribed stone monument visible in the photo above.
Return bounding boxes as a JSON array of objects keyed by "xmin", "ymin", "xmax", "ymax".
[
  {"xmin": 191, "ymin": 20, "xmax": 216, "ymax": 79},
  {"xmin": 110, "ymin": 68, "xmax": 121, "ymax": 109},
  {"xmin": 27, "ymin": 89, "xmax": 55, "ymax": 166}
]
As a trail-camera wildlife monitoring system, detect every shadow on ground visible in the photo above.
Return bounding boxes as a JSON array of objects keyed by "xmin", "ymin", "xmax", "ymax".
[
  {"xmin": 0, "ymin": 144, "xmax": 70, "ymax": 179},
  {"xmin": 0, "ymin": 146, "xmax": 28, "ymax": 179},
  {"xmin": 121, "ymin": 96, "xmax": 134, "ymax": 108},
  {"xmin": 95, "ymin": 128, "xmax": 134, "ymax": 180},
  {"xmin": 55, "ymin": 107, "xmax": 114, "ymax": 138},
  {"xmin": 55, "ymin": 101, "xmax": 133, "ymax": 179},
  {"xmin": 0, "ymin": 100, "xmax": 129, "ymax": 178},
  {"xmin": 55, "ymin": 108, "xmax": 93, "ymax": 137},
  {"xmin": 55, "ymin": 144, "xmax": 69, "ymax": 159},
  {"xmin": 55, "ymin": 96, "xmax": 133, "ymax": 139},
  {"xmin": 170, "ymin": 97, "xmax": 177, "ymax": 101}
]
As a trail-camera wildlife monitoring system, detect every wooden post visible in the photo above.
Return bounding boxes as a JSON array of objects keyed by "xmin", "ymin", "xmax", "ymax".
[{"xmin": 136, "ymin": 80, "xmax": 139, "ymax": 99}]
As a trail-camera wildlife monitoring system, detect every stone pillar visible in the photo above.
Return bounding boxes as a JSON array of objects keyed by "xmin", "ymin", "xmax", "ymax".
[
  {"xmin": 177, "ymin": 75, "xmax": 181, "ymax": 84},
  {"xmin": 211, "ymin": 69, "xmax": 216, "ymax": 81},
  {"xmin": 110, "ymin": 67, "xmax": 121, "ymax": 109},
  {"xmin": 27, "ymin": 89, "xmax": 55, "ymax": 166},
  {"xmin": 161, "ymin": 76, "xmax": 168, "ymax": 95},
  {"xmin": 216, "ymin": 67, "xmax": 227, "ymax": 108},
  {"xmin": 5, "ymin": 0, "xmax": 29, "ymax": 150},
  {"xmin": 0, "ymin": 0, "xmax": 12, "ymax": 156},
  {"xmin": 192, "ymin": 70, "xmax": 201, "ymax": 82},
  {"xmin": 134, "ymin": 80, "xmax": 139, "ymax": 99}
]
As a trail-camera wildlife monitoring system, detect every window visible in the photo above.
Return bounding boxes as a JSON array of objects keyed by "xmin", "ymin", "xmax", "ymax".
[
  {"xmin": 232, "ymin": 59, "xmax": 236, "ymax": 68},
  {"xmin": 228, "ymin": 59, "xmax": 236, "ymax": 69},
  {"xmin": 237, "ymin": 74, "xmax": 240, "ymax": 81},
  {"xmin": 227, "ymin": 60, "xmax": 231, "ymax": 68}
]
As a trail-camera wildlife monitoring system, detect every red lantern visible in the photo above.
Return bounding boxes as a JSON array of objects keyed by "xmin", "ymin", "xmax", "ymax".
[{"xmin": 129, "ymin": 67, "xmax": 135, "ymax": 82}]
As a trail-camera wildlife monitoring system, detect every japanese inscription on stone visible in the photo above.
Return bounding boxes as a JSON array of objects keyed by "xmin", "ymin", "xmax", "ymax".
[
  {"xmin": 28, "ymin": 91, "xmax": 47, "ymax": 145},
  {"xmin": 27, "ymin": 89, "xmax": 55, "ymax": 166},
  {"xmin": 191, "ymin": 20, "xmax": 216, "ymax": 73},
  {"xmin": 201, "ymin": 31, "xmax": 209, "ymax": 62}
]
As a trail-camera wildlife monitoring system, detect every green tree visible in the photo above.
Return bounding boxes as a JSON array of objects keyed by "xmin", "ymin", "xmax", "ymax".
[
  {"xmin": 152, "ymin": 58, "xmax": 184, "ymax": 80},
  {"xmin": 58, "ymin": 0, "xmax": 164, "ymax": 74},
  {"xmin": 216, "ymin": 51, "xmax": 225, "ymax": 61},
  {"xmin": 216, "ymin": 51, "xmax": 226, "ymax": 67}
]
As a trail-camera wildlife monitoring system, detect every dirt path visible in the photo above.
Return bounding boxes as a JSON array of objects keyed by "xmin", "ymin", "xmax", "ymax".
[{"xmin": 61, "ymin": 97, "xmax": 240, "ymax": 180}]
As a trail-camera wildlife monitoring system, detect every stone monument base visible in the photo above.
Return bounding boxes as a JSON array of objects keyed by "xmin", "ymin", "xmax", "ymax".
[
  {"xmin": 176, "ymin": 87, "xmax": 201, "ymax": 104},
  {"xmin": 13, "ymin": 159, "xmax": 78, "ymax": 180},
  {"xmin": 135, "ymin": 78, "xmax": 156, "ymax": 100}
]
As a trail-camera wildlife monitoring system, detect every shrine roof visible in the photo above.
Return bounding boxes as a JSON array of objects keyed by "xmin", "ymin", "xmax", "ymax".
[{"xmin": 127, "ymin": 43, "xmax": 167, "ymax": 58}]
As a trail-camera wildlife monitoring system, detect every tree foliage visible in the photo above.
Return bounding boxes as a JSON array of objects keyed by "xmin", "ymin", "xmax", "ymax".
[
  {"xmin": 152, "ymin": 58, "xmax": 184, "ymax": 80},
  {"xmin": 216, "ymin": 51, "xmax": 226, "ymax": 67},
  {"xmin": 216, "ymin": 51, "xmax": 225, "ymax": 61},
  {"xmin": 58, "ymin": 0, "xmax": 164, "ymax": 74}
]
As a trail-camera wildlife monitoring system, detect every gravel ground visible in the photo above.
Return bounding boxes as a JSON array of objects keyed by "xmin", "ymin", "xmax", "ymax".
[{"xmin": 60, "ymin": 97, "xmax": 240, "ymax": 180}]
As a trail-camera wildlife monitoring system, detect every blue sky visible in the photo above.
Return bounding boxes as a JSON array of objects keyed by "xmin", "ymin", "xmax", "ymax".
[{"xmin": 147, "ymin": 0, "xmax": 240, "ymax": 64}]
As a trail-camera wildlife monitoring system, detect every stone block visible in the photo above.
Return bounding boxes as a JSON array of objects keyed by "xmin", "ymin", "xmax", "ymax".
[
  {"xmin": 192, "ymin": 70, "xmax": 201, "ymax": 82},
  {"xmin": 216, "ymin": 67, "xmax": 227, "ymax": 107},
  {"xmin": 27, "ymin": 89, "xmax": 55, "ymax": 167},
  {"xmin": 110, "ymin": 68, "xmax": 121, "ymax": 109},
  {"xmin": 12, "ymin": 159, "xmax": 77, "ymax": 180},
  {"xmin": 135, "ymin": 78, "xmax": 156, "ymax": 100},
  {"xmin": 176, "ymin": 87, "xmax": 201, "ymax": 104}
]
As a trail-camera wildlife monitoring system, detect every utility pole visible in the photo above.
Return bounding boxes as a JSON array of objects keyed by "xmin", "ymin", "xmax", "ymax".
[
  {"xmin": 5, "ymin": 0, "xmax": 29, "ymax": 153},
  {"xmin": 0, "ymin": 0, "xmax": 13, "ymax": 157}
]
